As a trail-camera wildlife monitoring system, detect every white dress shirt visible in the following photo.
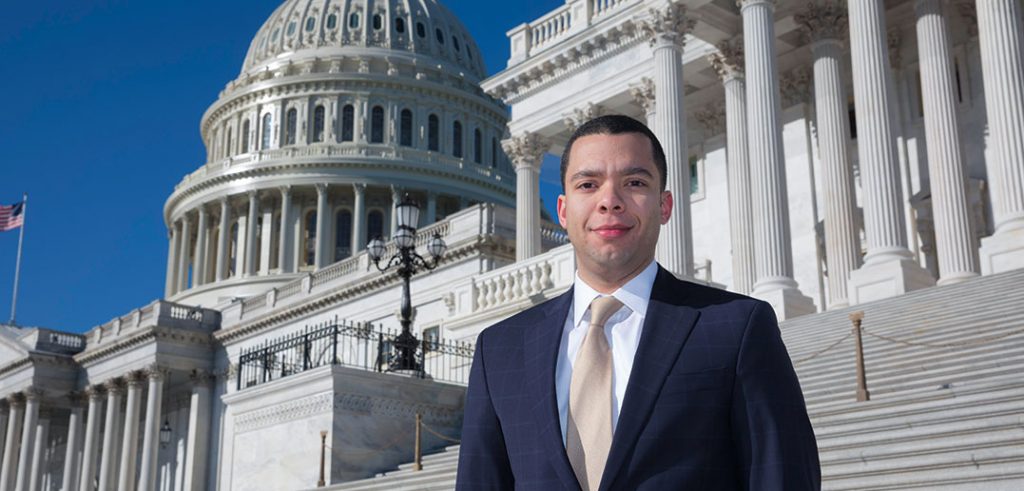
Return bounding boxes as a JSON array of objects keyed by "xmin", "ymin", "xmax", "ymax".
[{"xmin": 555, "ymin": 260, "xmax": 658, "ymax": 445}]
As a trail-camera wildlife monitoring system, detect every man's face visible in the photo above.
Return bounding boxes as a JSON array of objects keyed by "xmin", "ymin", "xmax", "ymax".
[{"xmin": 557, "ymin": 132, "xmax": 672, "ymax": 287}]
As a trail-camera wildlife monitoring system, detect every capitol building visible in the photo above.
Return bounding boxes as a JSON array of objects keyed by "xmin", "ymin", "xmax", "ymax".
[{"xmin": 2, "ymin": 0, "xmax": 1023, "ymax": 489}]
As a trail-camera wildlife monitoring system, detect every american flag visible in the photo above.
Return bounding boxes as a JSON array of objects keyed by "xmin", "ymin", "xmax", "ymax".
[{"xmin": 0, "ymin": 202, "xmax": 24, "ymax": 232}]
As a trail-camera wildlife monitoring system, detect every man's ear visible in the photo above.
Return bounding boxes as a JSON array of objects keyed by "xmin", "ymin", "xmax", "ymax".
[
  {"xmin": 557, "ymin": 194, "xmax": 568, "ymax": 228},
  {"xmin": 660, "ymin": 190, "xmax": 673, "ymax": 224}
]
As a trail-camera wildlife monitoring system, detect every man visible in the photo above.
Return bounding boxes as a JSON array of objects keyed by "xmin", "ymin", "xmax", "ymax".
[{"xmin": 456, "ymin": 115, "xmax": 820, "ymax": 490}]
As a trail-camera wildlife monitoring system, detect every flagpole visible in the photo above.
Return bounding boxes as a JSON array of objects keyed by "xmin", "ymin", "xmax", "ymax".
[{"xmin": 9, "ymin": 192, "xmax": 26, "ymax": 326}]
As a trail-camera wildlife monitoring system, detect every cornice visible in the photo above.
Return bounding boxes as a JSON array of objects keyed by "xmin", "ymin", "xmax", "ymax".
[
  {"xmin": 74, "ymin": 326, "xmax": 214, "ymax": 366},
  {"xmin": 215, "ymin": 234, "xmax": 514, "ymax": 345},
  {"xmin": 0, "ymin": 351, "xmax": 77, "ymax": 378}
]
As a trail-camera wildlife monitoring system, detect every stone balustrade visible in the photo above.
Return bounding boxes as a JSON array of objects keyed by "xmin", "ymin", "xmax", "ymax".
[
  {"xmin": 507, "ymin": 0, "xmax": 636, "ymax": 64},
  {"xmin": 84, "ymin": 300, "xmax": 221, "ymax": 348}
]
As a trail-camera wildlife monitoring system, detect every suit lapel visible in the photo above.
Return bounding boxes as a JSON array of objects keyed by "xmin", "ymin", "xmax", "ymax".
[
  {"xmin": 524, "ymin": 288, "xmax": 581, "ymax": 491},
  {"xmin": 599, "ymin": 268, "xmax": 702, "ymax": 490}
]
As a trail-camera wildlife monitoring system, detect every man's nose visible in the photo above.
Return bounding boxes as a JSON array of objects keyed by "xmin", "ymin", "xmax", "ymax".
[{"xmin": 598, "ymin": 185, "xmax": 625, "ymax": 212}]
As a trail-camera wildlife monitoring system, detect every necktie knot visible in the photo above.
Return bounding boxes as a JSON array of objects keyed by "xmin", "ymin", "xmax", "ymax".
[{"xmin": 589, "ymin": 296, "xmax": 624, "ymax": 329}]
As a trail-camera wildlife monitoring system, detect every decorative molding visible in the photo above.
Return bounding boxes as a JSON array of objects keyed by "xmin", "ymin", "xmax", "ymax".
[
  {"xmin": 234, "ymin": 392, "xmax": 333, "ymax": 433},
  {"xmin": 562, "ymin": 103, "xmax": 606, "ymax": 134},
  {"xmin": 638, "ymin": 1, "xmax": 696, "ymax": 48},
  {"xmin": 629, "ymin": 77, "xmax": 656, "ymax": 115},
  {"xmin": 795, "ymin": 2, "xmax": 848, "ymax": 43},
  {"xmin": 708, "ymin": 39, "xmax": 744, "ymax": 81},
  {"xmin": 501, "ymin": 133, "xmax": 550, "ymax": 171}
]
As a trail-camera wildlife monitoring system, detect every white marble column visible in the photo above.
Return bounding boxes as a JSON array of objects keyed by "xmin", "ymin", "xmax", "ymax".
[
  {"xmin": 740, "ymin": 0, "xmax": 815, "ymax": 318},
  {"xmin": 260, "ymin": 207, "xmax": 274, "ymax": 274},
  {"xmin": 137, "ymin": 369, "xmax": 164, "ymax": 491},
  {"xmin": 278, "ymin": 186, "xmax": 294, "ymax": 273},
  {"xmin": 847, "ymin": 0, "xmax": 935, "ymax": 303},
  {"xmin": 27, "ymin": 413, "xmax": 48, "ymax": 491},
  {"xmin": 61, "ymin": 394, "xmax": 85, "ymax": 491},
  {"xmin": 182, "ymin": 372, "xmax": 213, "ymax": 491},
  {"xmin": 710, "ymin": 40, "xmax": 756, "ymax": 295},
  {"xmin": 164, "ymin": 224, "xmax": 179, "ymax": 298},
  {"xmin": 193, "ymin": 207, "xmax": 209, "ymax": 287},
  {"xmin": 116, "ymin": 373, "xmax": 144, "ymax": 491},
  {"xmin": 914, "ymin": 0, "xmax": 981, "ymax": 284},
  {"xmin": 796, "ymin": 4, "xmax": 862, "ymax": 308},
  {"xmin": 245, "ymin": 191, "xmax": 259, "ymax": 276},
  {"xmin": 176, "ymin": 215, "xmax": 191, "ymax": 293},
  {"xmin": 0, "ymin": 395, "xmax": 25, "ymax": 491},
  {"xmin": 0, "ymin": 406, "xmax": 6, "ymax": 480},
  {"xmin": 77, "ymin": 388, "xmax": 103, "ymax": 491},
  {"xmin": 425, "ymin": 192, "xmax": 437, "ymax": 225},
  {"xmin": 502, "ymin": 133, "xmax": 549, "ymax": 261},
  {"xmin": 629, "ymin": 77, "xmax": 657, "ymax": 128},
  {"xmin": 13, "ymin": 389, "xmax": 40, "ymax": 491},
  {"xmin": 214, "ymin": 198, "xmax": 230, "ymax": 282},
  {"xmin": 351, "ymin": 184, "xmax": 366, "ymax": 253},
  {"xmin": 977, "ymin": 0, "xmax": 1024, "ymax": 273},
  {"xmin": 314, "ymin": 184, "xmax": 330, "ymax": 269},
  {"xmin": 96, "ymin": 381, "xmax": 123, "ymax": 491},
  {"xmin": 642, "ymin": 1, "xmax": 695, "ymax": 278}
]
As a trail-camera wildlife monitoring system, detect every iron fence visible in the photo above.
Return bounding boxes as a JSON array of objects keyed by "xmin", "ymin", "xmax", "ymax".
[{"xmin": 236, "ymin": 317, "xmax": 474, "ymax": 391}]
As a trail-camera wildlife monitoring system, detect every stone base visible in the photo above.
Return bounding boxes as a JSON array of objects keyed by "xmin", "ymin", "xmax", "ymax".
[
  {"xmin": 848, "ymin": 257, "xmax": 935, "ymax": 305},
  {"xmin": 751, "ymin": 284, "xmax": 817, "ymax": 321},
  {"xmin": 979, "ymin": 227, "xmax": 1024, "ymax": 275}
]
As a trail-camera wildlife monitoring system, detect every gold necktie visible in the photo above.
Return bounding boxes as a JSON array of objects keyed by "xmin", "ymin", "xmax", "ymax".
[{"xmin": 566, "ymin": 295, "xmax": 624, "ymax": 491}]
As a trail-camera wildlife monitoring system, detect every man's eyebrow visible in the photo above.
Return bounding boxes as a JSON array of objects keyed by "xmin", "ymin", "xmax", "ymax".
[
  {"xmin": 569, "ymin": 169, "xmax": 603, "ymax": 181},
  {"xmin": 621, "ymin": 166, "xmax": 655, "ymax": 178},
  {"xmin": 569, "ymin": 166, "xmax": 655, "ymax": 182}
]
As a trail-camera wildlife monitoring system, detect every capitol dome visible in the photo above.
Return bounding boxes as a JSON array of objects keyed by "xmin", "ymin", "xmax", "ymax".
[{"xmin": 163, "ymin": 0, "xmax": 515, "ymax": 307}]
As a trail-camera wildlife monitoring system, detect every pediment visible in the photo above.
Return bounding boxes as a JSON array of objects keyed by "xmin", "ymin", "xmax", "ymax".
[{"xmin": 0, "ymin": 327, "xmax": 30, "ymax": 365}]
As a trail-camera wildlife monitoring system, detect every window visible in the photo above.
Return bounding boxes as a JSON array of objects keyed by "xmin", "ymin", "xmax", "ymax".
[
  {"xmin": 372, "ymin": 14, "xmax": 382, "ymax": 30},
  {"xmin": 367, "ymin": 210, "xmax": 384, "ymax": 242},
  {"xmin": 370, "ymin": 105, "xmax": 385, "ymax": 143},
  {"xmin": 416, "ymin": 22, "xmax": 426, "ymax": 38},
  {"xmin": 689, "ymin": 156, "xmax": 700, "ymax": 195},
  {"xmin": 327, "ymin": 14, "xmax": 337, "ymax": 29},
  {"xmin": 241, "ymin": 120, "xmax": 250, "ymax": 152},
  {"xmin": 261, "ymin": 113, "xmax": 273, "ymax": 149},
  {"xmin": 335, "ymin": 210, "xmax": 352, "ymax": 261},
  {"xmin": 428, "ymin": 114, "xmax": 439, "ymax": 151},
  {"xmin": 435, "ymin": 28, "xmax": 444, "ymax": 44},
  {"xmin": 395, "ymin": 18, "xmax": 405, "ymax": 33},
  {"xmin": 474, "ymin": 128, "xmax": 482, "ymax": 163},
  {"xmin": 341, "ymin": 104, "xmax": 354, "ymax": 142},
  {"xmin": 252, "ymin": 216, "xmax": 263, "ymax": 272},
  {"xmin": 305, "ymin": 17, "xmax": 316, "ymax": 32},
  {"xmin": 271, "ymin": 28, "xmax": 280, "ymax": 42},
  {"xmin": 452, "ymin": 121, "xmax": 463, "ymax": 158},
  {"xmin": 467, "ymin": 46, "xmax": 473, "ymax": 61},
  {"xmin": 491, "ymin": 137, "xmax": 498, "ymax": 168},
  {"xmin": 226, "ymin": 128, "xmax": 233, "ymax": 158},
  {"xmin": 349, "ymin": 13, "xmax": 360, "ymax": 29},
  {"xmin": 287, "ymin": 21, "xmax": 296, "ymax": 36},
  {"xmin": 229, "ymin": 221, "xmax": 239, "ymax": 276},
  {"xmin": 422, "ymin": 326, "xmax": 440, "ymax": 352},
  {"xmin": 285, "ymin": 108, "xmax": 297, "ymax": 146},
  {"xmin": 312, "ymin": 105, "xmax": 325, "ymax": 143},
  {"xmin": 303, "ymin": 211, "xmax": 317, "ymax": 267},
  {"xmin": 400, "ymin": 109, "xmax": 413, "ymax": 147},
  {"xmin": 453, "ymin": 36, "xmax": 460, "ymax": 52}
]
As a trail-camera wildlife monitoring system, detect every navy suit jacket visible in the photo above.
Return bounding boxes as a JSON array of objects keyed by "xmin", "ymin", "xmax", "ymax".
[{"xmin": 456, "ymin": 266, "xmax": 820, "ymax": 490}]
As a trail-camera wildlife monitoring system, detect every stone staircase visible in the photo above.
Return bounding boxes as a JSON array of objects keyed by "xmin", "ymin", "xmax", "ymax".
[{"xmin": 324, "ymin": 269, "xmax": 1024, "ymax": 490}]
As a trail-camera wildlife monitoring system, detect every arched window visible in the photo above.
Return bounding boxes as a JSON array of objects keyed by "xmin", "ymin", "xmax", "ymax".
[
  {"xmin": 312, "ymin": 105, "xmax": 325, "ymax": 143},
  {"xmin": 341, "ymin": 104, "xmax": 354, "ymax": 142},
  {"xmin": 416, "ymin": 22, "xmax": 426, "ymax": 38},
  {"xmin": 261, "ymin": 113, "xmax": 273, "ymax": 149},
  {"xmin": 287, "ymin": 21, "xmax": 297, "ymax": 36},
  {"xmin": 453, "ymin": 36, "xmax": 461, "ymax": 52},
  {"xmin": 435, "ymin": 28, "xmax": 445, "ymax": 44},
  {"xmin": 452, "ymin": 121, "xmax": 463, "ymax": 158},
  {"xmin": 370, "ymin": 105, "xmax": 385, "ymax": 143},
  {"xmin": 335, "ymin": 210, "xmax": 352, "ymax": 261},
  {"xmin": 491, "ymin": 137, "xmax": 498, "ymax": 168},
  {"xmin": 473, "ymin": 128, "xmax": 482, "ymax": 163},
  {"xmin": 349, "ymin": 13, "xmax": 360, "ymax": 29},
  {"xmin": 241, "ymin": 119, "xmax": 250, "ymax": 152},
  {"xmin": 395, "ymin": 18, "xmax": 405, "ymax": 33},
  {"xmin": 305, "ymin": 17, "xmax": 316, "ymax": 32},
  {"xmin": 285, "ymin": 108, "xmax": 297, "ymax": 146},
  {"xmin": 303, "ymin": 210, "xmax": 317, "ymax": 267},
  {"xmin": 428, "ymin": 114, "xmax": 439, "ymax": 151},
  {"xmin": 228, "ymin": 221, "xmax": 239, "ymax": 277},
  {"xmin": 467, "ymin": 45, "xmax": 473, "ymax": 61},
  {"xmin": 226, "ymin": 128, "xmax": 233, "ymax": 158},
  {"xmin": 372, "ymin": 14, "xmax": 382, "ymax": 30},
  {"xmin": 400, "ymin": 109, "xmax": 413, "ymax": 147},
  {"xmin": 367, "ymin": 210, "xmax": 384, "ymax": 242},
  {"xmin": 327, "ymin": 14, "xmax": 338, "ymax": 29}
]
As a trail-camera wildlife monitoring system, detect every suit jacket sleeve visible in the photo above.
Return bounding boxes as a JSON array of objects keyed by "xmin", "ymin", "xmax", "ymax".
[
  {"xmin": 730, "ymin": 301, "xmax": 821, "ymax": 490},
  {"xmin": 456, "ymin": 332, "xmax": 515, "ymax": 490}
]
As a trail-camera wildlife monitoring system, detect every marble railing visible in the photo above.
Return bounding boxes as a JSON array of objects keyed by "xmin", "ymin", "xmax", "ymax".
[
  {"xmin": 507, "ymin": 0, "xmax": 637, "ymax": 63},
  {"xmin": 541, "ymin": 224, "xmax": 570, "ymax": 247},
  {"xmin": 83, "ymin": 300, "xmax": 221, "ymax": 350},
  {"xmin": 175, "ymin": 143, "xmax": 514, "ymax": 191},
  {"xmin": 220, "ymin": 204, "xmax": 515, "ymax": 329},
  {"xmin": 32, "ymin": 329, "xmax": 87, "ymax": 355}
]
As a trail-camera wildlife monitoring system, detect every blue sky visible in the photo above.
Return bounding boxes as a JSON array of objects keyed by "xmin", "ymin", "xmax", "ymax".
[{"xmin": 0, "ymin": 0, "xmax": 564, "ymax": 333}]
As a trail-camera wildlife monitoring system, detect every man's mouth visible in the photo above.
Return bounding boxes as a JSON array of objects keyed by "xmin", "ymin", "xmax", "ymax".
[{"xmin": 591, "ymin": 225, "xmax": 632, "ymax": 238}]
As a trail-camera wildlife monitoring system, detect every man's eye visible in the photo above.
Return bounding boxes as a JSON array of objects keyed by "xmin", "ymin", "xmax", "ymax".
[
  {"xmin": 627, "ymin": 179, "xmax": 647, "ymax": 187},
  {"xmin": 577, "ymin": 182, "xmax": 596, "ymax": 190}
]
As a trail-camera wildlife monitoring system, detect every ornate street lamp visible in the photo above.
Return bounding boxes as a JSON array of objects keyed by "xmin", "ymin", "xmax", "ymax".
[
  {"xmin": 367, "ymin": 194, "xmax": 447, "ymax": 372},
  {"xmin": 160, "ymin": 420, "xmax": 172, "ymax": 448}
]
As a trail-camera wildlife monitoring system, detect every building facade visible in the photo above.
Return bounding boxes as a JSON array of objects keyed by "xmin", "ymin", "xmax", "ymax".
[{"xmin": 2, "ymin": 0, "xmax": 1024, "ymax": 489}]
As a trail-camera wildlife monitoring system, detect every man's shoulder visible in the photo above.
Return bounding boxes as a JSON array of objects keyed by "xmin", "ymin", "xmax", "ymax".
[{"xmin": 654, "ymin": 269, "xmax": 765, "ymax": 313}]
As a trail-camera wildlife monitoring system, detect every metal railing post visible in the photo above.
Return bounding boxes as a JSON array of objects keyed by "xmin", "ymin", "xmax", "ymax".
[
  {"xmin": 850, "ymin": 311, "xmax": 870, "ymax": 402},
  {"xmin": 303, "ymin": 332, "xmax": 311, "ymax": 371},
  {"xmin": 414, "ymin": 413, "xmax": 423, "ymax": 471}
]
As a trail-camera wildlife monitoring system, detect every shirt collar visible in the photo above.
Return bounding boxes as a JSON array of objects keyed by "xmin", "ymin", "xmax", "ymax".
[{"xmin": 572, "ymin": 260, "xmax": 659, "ymax": 328}]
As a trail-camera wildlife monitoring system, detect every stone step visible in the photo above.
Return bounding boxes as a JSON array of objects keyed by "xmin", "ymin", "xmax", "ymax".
[
  {"xmin": 807, "ymin": 373, "xmax": 1024, "ymax": 417},
  {"xmin": 822, "ymin": 454, "xmax": 1024, "ymax": 490},
  {"xmin": 821, "ymin": 427, "xmax": 1024, "ymax": 467},
  {"xmin": 812, "ymin": 383, "xmax": 1024, "ymax": 428},
  {"xmin": 336, "ymin": 467, "xmax": 458, "ymax": 491},
  {"xmin": 817, "ymin": 413, "xmax": 1023, "ymax": 452}
]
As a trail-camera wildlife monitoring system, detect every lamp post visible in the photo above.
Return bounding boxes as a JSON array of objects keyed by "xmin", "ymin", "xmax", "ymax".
[{"xmin": 367, "ymin": 194, "xmax": 447, "ymax": 372}]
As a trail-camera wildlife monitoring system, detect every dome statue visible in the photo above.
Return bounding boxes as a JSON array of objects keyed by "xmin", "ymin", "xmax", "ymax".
[{"xmin": 163, "ymin": 0, "xmax": 514, "ymax": 307}]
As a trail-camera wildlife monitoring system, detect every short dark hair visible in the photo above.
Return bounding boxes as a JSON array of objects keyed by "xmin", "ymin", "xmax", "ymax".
[{"xmin": 560, "ymin": 114, "xmax": 668, "ymax": 191}]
